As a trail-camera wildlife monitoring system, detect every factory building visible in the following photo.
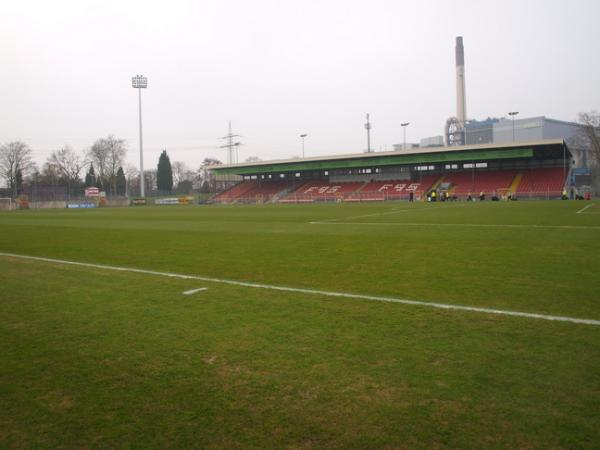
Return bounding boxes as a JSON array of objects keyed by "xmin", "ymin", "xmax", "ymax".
[
  {"xmin": 492, "ymin": 116, "xmax": 580, "ymax": 143},
  {"xmin": 454, "ymin": 116, "xmax": 581, "ymax": 146},
  {"xmin": 418, "ymin": 117, "xmax": 580, "ymax": 150}
]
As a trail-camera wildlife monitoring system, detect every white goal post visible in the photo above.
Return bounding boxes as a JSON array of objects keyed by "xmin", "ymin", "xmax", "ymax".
[{"xmin": 0, "ymin": 198, "xmax": 14, "ymax": 211}]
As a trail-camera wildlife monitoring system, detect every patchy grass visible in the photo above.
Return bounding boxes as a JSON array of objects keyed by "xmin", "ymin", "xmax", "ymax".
[{"xmin": 0, "ymin": 201, "xmax": 599, "ymax": 448}]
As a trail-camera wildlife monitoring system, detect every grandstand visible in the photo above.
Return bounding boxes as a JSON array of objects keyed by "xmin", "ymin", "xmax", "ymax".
[
  {"xmin": 210, "ymin": 139, "xmax": 571, "ymax": 203},
  {"xmin": 441, "ymin": 170, "xmax": 518, "ymax": 199},
  {"xmin": 212, "ymin": 180, "xmax": 293, "ymax": 204}
]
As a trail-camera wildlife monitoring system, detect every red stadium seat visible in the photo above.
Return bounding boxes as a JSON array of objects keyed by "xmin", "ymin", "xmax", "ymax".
[
  {"xmin": 282, "ymin": 181, "xmax": 365, "ymax": 202},
  {"xmin": 516, "ymin": 168, "xmax": 566, "ymax": 197},
  {"xmin": 213, "ymin": 181, "xmax": 257, "ymax": 203},
  {"xmin": 443, "ymin": 170, "xmax": 517, "ymax": 198},
  {"xmin": 349, "ymin": 174, "xmax": 439, "ymax": 201}
]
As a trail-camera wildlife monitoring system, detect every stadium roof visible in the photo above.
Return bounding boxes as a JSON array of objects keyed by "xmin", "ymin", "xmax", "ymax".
[{"xmin": 210, "ymin": 139, "xmax": 567, "ymax": 176}]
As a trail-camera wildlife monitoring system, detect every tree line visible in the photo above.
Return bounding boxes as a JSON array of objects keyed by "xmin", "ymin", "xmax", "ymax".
[{"xmin": 0, "ymin": 135, "xmax": 224, "ymax": 199}]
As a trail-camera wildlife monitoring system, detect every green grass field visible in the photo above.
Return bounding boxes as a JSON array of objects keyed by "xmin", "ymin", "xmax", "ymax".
[{"xmin": 1, "ymin": 201, "xmax": 599, "ymax": 448}]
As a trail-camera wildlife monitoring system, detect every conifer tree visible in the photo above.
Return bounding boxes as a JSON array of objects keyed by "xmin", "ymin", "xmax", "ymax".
[
  {"xmin": 156, "ymin": 150, "xmax": 173, "ymax": 193},
  {"xmin": 116, "ymin": 166, "xmax": 127, "ymax": 195},
  {"xmin": 85, "ymin": 164, "xmax": 96, "ymax": 188}
]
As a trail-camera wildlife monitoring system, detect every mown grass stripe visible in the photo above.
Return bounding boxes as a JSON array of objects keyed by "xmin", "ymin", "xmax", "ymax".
[{"xmin": 1, "ymin": 251, "xmax": 599, "ymax": 326}]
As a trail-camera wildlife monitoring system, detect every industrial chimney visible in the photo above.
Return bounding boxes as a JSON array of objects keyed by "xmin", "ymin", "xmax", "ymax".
[{"xmin": 455, "ymin": 36, "xmax": 467, "ymax": 126}]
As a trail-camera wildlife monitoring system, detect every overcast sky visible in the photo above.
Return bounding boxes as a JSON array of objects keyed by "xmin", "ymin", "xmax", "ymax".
[{"xmin": 1, "ymin": 0, "xmax": 599, "ymax": 170}]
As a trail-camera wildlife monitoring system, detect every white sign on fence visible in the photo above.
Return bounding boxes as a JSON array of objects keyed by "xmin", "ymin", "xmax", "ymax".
[
  {"xmin": 155, "ymin": 198, "xmax": 180, "ymax": 205},
  {"xmin": 85, "ymin": 187, "xmax": 99, "ymax": 197}
]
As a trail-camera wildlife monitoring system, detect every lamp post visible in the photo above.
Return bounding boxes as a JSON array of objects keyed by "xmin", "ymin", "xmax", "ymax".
[
  {"xmin": 233, "ymin": 142, "xmax": 242, "ymax": 164},
  {"xmin": 508, "ymin": 111, "xmax": 519, "ymax": 143},
  {"xmin": 132, "ymin": 75, "xmax": 148, "ymax": 197},
  {"xmin": 563, "ymin": 143, "xmax": 567, "ymax": 189},
  {"xmin": 300, "ymin": 134, "xmax": 307, "ymax": 158},
  {"xmin": 401, "ymin": 122, "xmax": 410, "ymax": 150}
]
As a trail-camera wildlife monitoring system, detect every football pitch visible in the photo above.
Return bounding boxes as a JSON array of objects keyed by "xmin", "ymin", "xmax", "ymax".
[{"xmin": 1, "ymin": 201, "xmax": 599, "ymax": 448}]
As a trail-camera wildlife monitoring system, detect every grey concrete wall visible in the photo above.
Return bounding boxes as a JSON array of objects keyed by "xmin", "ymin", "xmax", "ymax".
[
  {"xmin": 106, "ymin": 198, "xmax": 130, "ymax": 207},
  {"xmin": 30, "ymin": 201, "xmax": 67, "ymax": 209}
]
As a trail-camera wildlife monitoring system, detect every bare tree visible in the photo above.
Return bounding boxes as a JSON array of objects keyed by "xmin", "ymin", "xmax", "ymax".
[
  {"xmin": 88, "ymin": 135, "xmax": 127, "ymax": 193},
  {"xmin": 202, "ymin": 157, "xmax": 222, "ymax": 166},
  {"xmin": 50, "ymin": 146, "xmax": 86, "ymax": 181},
  {"xmin": 185, "ymin": 170, "xmax": 201, "ymax": 189},
  {"xmin": 124, "ymin": 164, "xmax": 139, "ymax": 196},
  {"xmin": 577, "ymin": 112, "xmax": 600, "ymax": 166},
  {"xmin": 0, "ymin": 141, "xmax": 34, "ymax": 197},
  {"xmin": 171, "ymin": 161, "xmax": 187, "ymax": 188},
  {"xmin": 39, "ymin": 161, "xmax": 61, "ymax": 185},
  {"xmin": 198, "ymin": 157, "xmax": 224, "ymax": 193},
  {"xmin": 88, "ymin": 141, "xmax": 108, "ymax": 188},
  {"xmin": 49, "ymin": 145, "xmax": 87, "ymax": 198},
  {"xmin": 145, "ymin": 169, "xmax": 157, "ymax": 193},
  {"xmin": 199, "ymin": 158, "xmax": 221, "ymax": 177}
]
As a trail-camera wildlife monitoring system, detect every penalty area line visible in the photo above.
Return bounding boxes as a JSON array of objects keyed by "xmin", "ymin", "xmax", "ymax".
[
  {"xmin": 1, "ymin": 251, "xmax": 599, "ymax": 327},
  {"xmin": 576, "ymin": 203, "xmax": 595, "ymax": 214}
]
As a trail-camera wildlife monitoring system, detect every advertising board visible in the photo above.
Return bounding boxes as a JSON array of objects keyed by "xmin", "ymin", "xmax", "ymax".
[
  {"xmin": 67, "ymin": 202, "xmax": 96, "ymax": 209},
  {"xmin": 155, "ymin": 198, "xmax": 180, "ymax": 205},
  {"xmin": 155, "ymin": 197, "xmax": 195, "ymax": 205}
]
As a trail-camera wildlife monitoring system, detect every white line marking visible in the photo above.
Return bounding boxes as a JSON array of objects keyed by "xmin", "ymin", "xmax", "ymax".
[
  {"xmin": 576, "ymin": 203, "xmax": 595, "ymax": 214},
  {"xmin": 320, "ymin": 204, "xmax": 464, "ymax": 223},
  {"xmin": 183, "ymin": 288, "xmax": 208, "ymax": 295},
  {"xmin": 1, "ymin": 252, "xmax": 599, "ymax": 326},
  {"xmin": 324, "ymin": 209, "xmax": 409, "ymax": 222},
  {"xmin": 309, "ymin": 221, "xmax": 600, "ymax": 230}
]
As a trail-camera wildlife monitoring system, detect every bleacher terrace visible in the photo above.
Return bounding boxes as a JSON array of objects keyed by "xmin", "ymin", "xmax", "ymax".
[{"xmin": 210, "ymin": 139, "xmax": 572, "ymax": 203}]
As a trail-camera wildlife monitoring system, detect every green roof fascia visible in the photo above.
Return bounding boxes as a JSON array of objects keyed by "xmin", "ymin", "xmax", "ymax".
[{"xmin": 212, "ymin": 148, "xmax": 533, "ymax": 175}]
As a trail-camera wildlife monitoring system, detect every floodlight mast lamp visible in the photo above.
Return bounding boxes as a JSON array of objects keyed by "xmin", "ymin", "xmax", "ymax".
[
  {"xmin": 365, "ymin": 114, "xmax": 372, "ymax": 153},
  {"xmin": 401, "ymin": 122, "xmax": 410, "ymax": 150},
  {"xmin": 132, "ymin": 75, "xmax": 148, "ymax": 197},
  {"xmin": 300, "ymin": 134, "xmax": 307, "ymax": 158},
  {"xmin": 508, "ymin": 111, "xmax": 519, "ymax": 143}
]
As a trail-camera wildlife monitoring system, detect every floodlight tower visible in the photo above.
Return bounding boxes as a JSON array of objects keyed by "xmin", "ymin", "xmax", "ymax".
[
  {"xmin": 300, "ymin": 134, "xmax": 308, "ymax": 158},
  {"xmin": 455, "ymin": 37, "xmax": 467, "ymax": 127},
  {"xmin": 401, "ymin": 122, "xmax": 410, "ymax": 150},
  {"xmin": 508, "ymin": 111, "xmax": 519, "ymax": 142},
  {"xmin": 132, "ymin": 75, "xmax": 148, "ymax": 197},
  {"xmin": 365, "ymin": 114, "xmax": 372, "ymax": 153}
]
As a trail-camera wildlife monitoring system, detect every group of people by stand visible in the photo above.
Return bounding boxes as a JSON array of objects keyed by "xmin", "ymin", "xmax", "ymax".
[
  {"xmin": 564, "ymin": 188, "xmax": 592, "ymax": 200},
  {"xmin": 426, "ymin": 188, "xmax": 591, "ymax": 202},
  {"xmin": 427, "ymin": 190, "xmax": 508, "ymax": 202},
  {"xmin": 427, "ymin": 190, "xmax": 457, "ymax": 202}
]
